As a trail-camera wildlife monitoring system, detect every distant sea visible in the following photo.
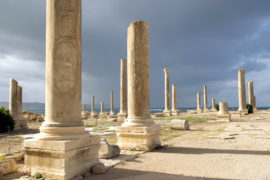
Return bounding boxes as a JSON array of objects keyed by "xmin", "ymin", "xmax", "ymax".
[{"xmin": 0, "ymin": 102, "xmax": 269, "ymax": 115}]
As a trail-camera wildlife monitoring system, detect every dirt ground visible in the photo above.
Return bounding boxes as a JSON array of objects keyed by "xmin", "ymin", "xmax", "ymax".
[
  {"xmin": 87, "ymin": 110, "xmax": 270, "ymax": 180},
  {"xmin": 2, "ymin": 111, "xmax": 270, "ymax": 180}
]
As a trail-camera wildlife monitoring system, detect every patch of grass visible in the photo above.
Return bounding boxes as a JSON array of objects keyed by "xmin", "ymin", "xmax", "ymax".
[
  {"xmin": 35, "ymin": 174, "xmax": 42, "ymax": 179},
  {"xmin": 160, "ymin": 126, "xmax": 185, "ymax": 142},
  {"xmin": 0, "ymin": 156, "xmax": 5, "ymax": 161}
]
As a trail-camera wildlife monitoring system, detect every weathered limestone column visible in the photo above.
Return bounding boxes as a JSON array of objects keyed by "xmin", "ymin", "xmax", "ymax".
[
  {"xmin": 211, "ymin": 98, "xmax": 217, "ymax": 111},
  {"xmin": 23, "ymin": 1, "xmax": 100, "ymax": 179},
  {"xmin": 118, "ymin": 59, "xmax": 128, "ymax": 121},
  {"xmin": 100, "ymin": 101, "xmax": 104, "ymax": 113},
  {"xmin": 254, "ymin": 96, "xmax": 257, "ymax": 111},
  {"xmin": 203, "ymin": 85, "xmax": 209, "ymax": 112},
  {"xmin": 163, "ymin": 68, "xmax": 171, "ymax": 116},
  {"xmin": 217, "ymin": 102, "xmax": 231, "ymax": 122},
  {"xmin": 110, "ymin": 90, "xmax": 115, "ymax": 116},
  {"xmin": 81, "ymin": 104, "xmax": 88, "ymax": 119},
  {"xmin": 91, "ymin": 96, "xmax": 97, "ymax": 118},
  {"xmin": 117, "ymin": 21, "xmax": 160, "ymax": 151},
  {"xmin": 171, "ymin": 84, "xmax": 179, "ymax": 115},
  {"xmin": 248, "ymin": 80, "xmax": 257, "ymax": 111},
  {"xmin": 197, "ymin": 92, "xmax": 202, "ymax": 113},
  {"xmin": 9, "ymin": 79, "xmax": 27, "ymax": 130},
  {"xmin": 238, "ymin": 68, "xmax": 247, "ymax": 114}
]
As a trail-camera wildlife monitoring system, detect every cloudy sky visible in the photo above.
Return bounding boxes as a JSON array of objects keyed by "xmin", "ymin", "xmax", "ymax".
[{"xmin": 0, "ymin": 0, "xmax": 270, "ymax": 108}]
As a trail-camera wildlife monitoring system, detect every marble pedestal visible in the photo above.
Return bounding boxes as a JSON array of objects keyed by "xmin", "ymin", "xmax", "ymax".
[
  {"xmin": 23, "ymin": 135, "xmax": 100, "ymax": 180},
  {"xmin": 117, "ymin": 124, "xmax": 160, "ymax": 151},
  {"xmin": 171, "ymin": 110, "xmax": 179, "ymax": 116},
  {"xmin": 117, "ymin": 113, "xmax": 127, "ymax": 121},
  {"xmin": 163, "ymin": 110, "xmax": 172, "ymax": 116},
  {"xmin": 14, "ymin": 114, "xmax": 27, "ymax": 130}
]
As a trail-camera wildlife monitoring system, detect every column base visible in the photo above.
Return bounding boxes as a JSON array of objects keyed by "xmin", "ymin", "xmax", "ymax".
[
  {"xmin": 171, "ymin": 110, "xmax": 179, "ymax": 116},
  {"xmin": 217, "ymin": 114, "xmax": 231, "ymax": 122},
  {"xmin": 117, "ymin": 113, "xmax": 127, "ymax": 121},
  {"xmin": 210, "ymin": 108, "xmax": 217, "ymax": 112},
  {"xmin": 116, "ymin": 124, "xmax": 161, "ymax": 151},
  {"xmin": 14, "ymin": 115, "xmax": 27, "ymax": 130},
  {"xmin": 238, "ymin": 110, "xmax": 248, "ymax": 115},
  {"xmin": 23, "ymin": 135, "xmax": 100, "ymax": 180},
  {"xmin": 90, "ymin": 112, "xmax": 98, "ymax": 119},
  {"xmin": 197, "ymin": 109, "xmax": 203, "ymax": 113},
  {"xmin": 163, "ymin": 110, "xmax": 171, "ymax": 116},
  {"xmin": 203, "ymin": 108, "xmax": 210, "ymax": 113}
]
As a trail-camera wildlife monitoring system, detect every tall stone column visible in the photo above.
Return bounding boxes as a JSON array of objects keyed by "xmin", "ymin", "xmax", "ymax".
[
  {"xmin": 203, "ymin": 85, "xmax": 209, "ymax": 112},
  {"xmin": 197, "ymin": 92, "xmax": 202, "ymax": 113},
  {"xmin": 100, "ymin": 101, "xmax": 104, "ymax": 113},
  {"xmin": 9, "ymin": 79, "xmax": 26, "ymax": 130},
  {"xmin": 163, "ymin": 68, "xmax": 171, "ymax": 116},
  {"xmin": 248, "ymin": 80, "xmax": 257, "ymax": 111},
  {"xmin": 117, "ymin": 21, "xmax": 160, "ymax": 151},
  {"xmin": 99, "ymin": 101, "xmax": 106, "ymax": 118},
  {"xmin": 118, "ymin": 59, "xmax": 128, "ymax": 121},
  {"xmin": 91, "ymin": 96, "xmax": 97, "ymax": 118},
  {"xmin": 211, "ymin": 98, "xmax": 217, "ymax": 111},
  {"xmin": 23, "ymin": 1, "xmax": 100, "ymax": 179},
  {"xmin": 238, "ymin": 68, "xmax": 247, "ymax": 113},
  {"xmin": 171, "ymin": 84, "xmax": 179, "ymax": 115},
  {"xmin": 253, "ymin": 96, "xmax": 257, "ymax": 111},
  {"xmin": 110, "ymin": 90, "xmax": 115, "ymax": 116}
]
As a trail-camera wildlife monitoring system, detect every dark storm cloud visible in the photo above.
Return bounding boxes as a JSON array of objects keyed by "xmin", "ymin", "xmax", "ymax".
[{"xmin": 0, "ymin": 0, "xmax": 270, "ymax": 107}]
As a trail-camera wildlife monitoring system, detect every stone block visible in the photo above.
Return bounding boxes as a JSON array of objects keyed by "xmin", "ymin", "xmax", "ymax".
[
  {"xmin": 171, "ymin": 119, "xmax": 190, "ymax": 130},
  {"xmin": 99, "ymin": 139, "xmax": 120, "ymax": 159}
]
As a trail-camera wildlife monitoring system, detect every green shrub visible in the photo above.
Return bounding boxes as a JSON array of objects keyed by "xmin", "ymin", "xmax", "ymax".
[
  {"xmin": 215, "ymin": 104, "xmax": 219, "ymax": 111},
  {"xmin": 35, "ymin": 174, "xmax": 42, "ymax": 179},
  {"xmin": 0, "ymin": 106, "xmax": 15, "ymax": 133},
  {"xmin": 246, "ymin": 104, "xmax": 253, "ymax": 114}
]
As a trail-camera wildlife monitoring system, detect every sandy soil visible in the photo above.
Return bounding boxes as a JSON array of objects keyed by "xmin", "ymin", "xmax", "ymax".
[{"xmin": 87, "ymin": 110, "xmax": 270, "ymax": 180}]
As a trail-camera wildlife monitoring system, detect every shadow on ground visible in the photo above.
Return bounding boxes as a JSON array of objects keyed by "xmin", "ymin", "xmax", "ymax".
[
  {"xmin": 154, "ymin": 146, "xmax": 270, "ymax": 155},
  {"xmin": 87, "ymin": 168, "xmax": 233, "ymax": 180}
]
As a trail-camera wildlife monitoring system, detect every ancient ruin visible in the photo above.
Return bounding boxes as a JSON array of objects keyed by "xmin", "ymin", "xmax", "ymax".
[
  {"xmin": 109, "ymin": 90, "xmax": 115, "ymax": 116},
  {"xmin": 23, "ymin": 1, "xmax": 100, "ymax": 179},
  {"xmin": 248, "ymin": 80, "xmax": 257, "ymax": 111},
  {"xmin": 217, "ymin": 102, "xmax": 231, "ymax": 122},
  {"xmin": 116, "ymin": 21, "xmax": 161, "ymax": 151},
  {"xmin": 238, "ymin": 68, "xmax": 247, "ymax": 114},
  {"xmin": 9, "ymin": 78, "xmax": 27, "ymax": 130},
  {"xmin": 211, "ymin": 98, "xmax": 217, "ymax": 111},
  {"xmin": 203, "ymin": 85, "xmax": 209, "ymax": 112},
  {"xmin": 171, "ymin": 84, "xmax": 179, "ymax": 115},
  {"xmin": 197, "ymin": 92, "xmax": 203, "ymax": 113},
  {"xmin": 117, "ymin": 59, "xmax": 128, "ymax": 121},
  {"xmin": 163, "ymin": 68, "xmax": 171, "ymax": 116}
]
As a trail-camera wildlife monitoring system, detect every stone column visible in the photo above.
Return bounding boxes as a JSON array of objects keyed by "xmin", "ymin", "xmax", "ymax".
[
  {"xmin": 9, "ymin": 79, "xmax": 26, "ymax": 130},
  {"xmin": 100, "ymin": 101, "xmax": 104, "ymax": 113},
  {"xmin": 118, "ymin": 59, "xmax": 128, "ymax": 121},
  {"xmin": 171, "ymin": 84, "xmax": 179, "ymax": 115},
  {"xmin": 23, "ymin": 1, "xmax": 100, "ymax": 179},
  {"xmin": 238, "ymin": 68, "xmax": 247, "ymax": 113},
  {"xmin": 109, "ymin": 90, "xmax": 115, "ymax": 116},
  {"xmin": 197, "ymin": 92, "xmax": 202, "ymax": 113},
  {"xmin": 163, "ymin": 68, "xmax": 171, "ymax": 116},
  {"xmin": 203, "ymin": 85, "xmax": 209, "ymax": 112},
  {"xmin": 117, "ymin": 21, "xmax": 160, "ymax": 151},
  {"xmin": 248, "ymin": 80, "xmax": 257, "ymax": 111},
  {"xmin": 91, "ymin": 96, "xmax": 97, "ymax": 118},
  {"xmin": 253, "ymin": 96, "xmax": 257, "ymax": 111},
  {"xmin": 211, "ymin": 98, "xmax": 217, "ymax": 111},
  {"xmin": 81, "ymin": 104, "xmax": 87, "ymax": 119},
  {"xmin": 217, "ymin": 102, "xmax": 231, "ymax": 122}
]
